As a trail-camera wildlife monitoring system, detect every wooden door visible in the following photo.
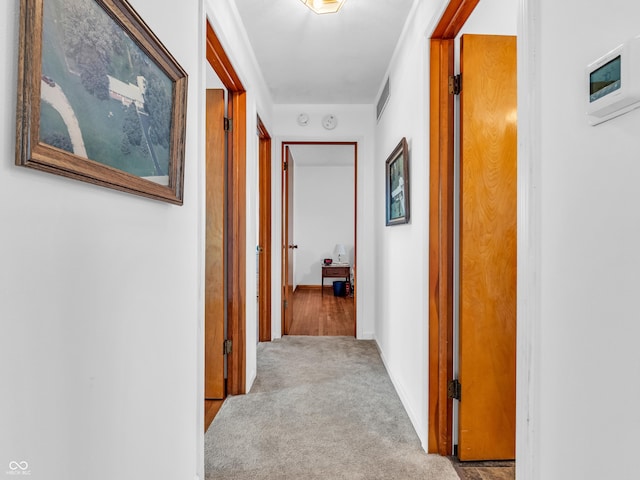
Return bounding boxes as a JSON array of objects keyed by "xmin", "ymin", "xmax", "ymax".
[
  {"xmin": 205, "ymin": 89, "xmax": 226, "ymax": 400},
  {"xmin": 282, "ymin": 147, "xmax": 295, "ymax": 335},
  {"xmin": 258, "ymin": 118, "xmax": 272, "ymax": 342},
  {"xmin": 458, "ymin": 34, "xmax": 517, "ymax": 461}
]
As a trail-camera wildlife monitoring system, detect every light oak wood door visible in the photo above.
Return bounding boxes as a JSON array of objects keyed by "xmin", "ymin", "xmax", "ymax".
[
  {"xmin": 282, "ymin": 146, "xmax": 295, "ymax": 335},
  {"xmin": 205, "ymin": 89, "xmax": 226, "ymax": 400},
  {"xmin": 458, "ymin": 34, "xmax": 517, "ymax": 461}
]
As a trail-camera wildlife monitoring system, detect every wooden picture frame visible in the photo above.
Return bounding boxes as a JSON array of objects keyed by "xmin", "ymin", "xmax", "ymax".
[
  {"xmin": 16, "ymin": 0, "xmax": 188, "ymax": 204},
  {"xmin": 385, "ymin": 137, "xmax": 410, "ymax": 226}
]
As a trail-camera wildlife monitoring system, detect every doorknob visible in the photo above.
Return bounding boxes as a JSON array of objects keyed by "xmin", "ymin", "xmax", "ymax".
[{"xmin": 288, "ymin": 244, "xmax": 298, "ymax": 249}]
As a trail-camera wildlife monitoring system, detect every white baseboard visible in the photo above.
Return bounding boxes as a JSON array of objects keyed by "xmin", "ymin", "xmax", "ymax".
[
  {"xmin": 374, "ymin": 338, "xmax": 427, "ymax": 451},
  {"xmin": 247, "ymin": 368, "xmax": 257, "ymax": 392}
]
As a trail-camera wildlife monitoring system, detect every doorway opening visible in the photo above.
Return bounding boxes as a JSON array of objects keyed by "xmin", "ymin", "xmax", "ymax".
[
  {"xmin": 281, "ymin": 142, "xmax": 358, "ymax": 337},
  {"xmin": 427, "ymin": 0, "xmax": 518, "ymax": 466},
  {"xmin": 204, "ymin": 20, "xmax": 248, "ymax": 431}
]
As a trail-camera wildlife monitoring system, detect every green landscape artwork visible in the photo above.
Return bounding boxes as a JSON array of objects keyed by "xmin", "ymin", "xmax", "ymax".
[
  {"xmin": 39, "ymin": 0, "xmax": 174, "ymax": 184},
  {"xmin": 389, "ymin": 155, "xmax": 405, "ymax": 220}
]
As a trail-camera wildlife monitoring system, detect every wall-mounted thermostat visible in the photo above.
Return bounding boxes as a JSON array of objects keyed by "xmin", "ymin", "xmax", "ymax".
[{"xmin": 587, "ymin": 35, "xmax": 640, "ymax": 125}]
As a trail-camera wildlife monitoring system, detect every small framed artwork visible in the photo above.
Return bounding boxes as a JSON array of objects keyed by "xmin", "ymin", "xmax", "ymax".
[
  {"xmin": 16, "ymin": 0, "xmax": 188, "ymax": 204},
  {"xmin": 385, "ymin": 137, "xmax": 410, "ymax": 226}
]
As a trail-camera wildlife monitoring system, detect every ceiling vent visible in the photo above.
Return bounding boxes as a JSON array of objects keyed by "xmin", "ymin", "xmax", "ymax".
[{"xmin": 376, "ymin": 77, "xmax": 390, "ymax": 121}]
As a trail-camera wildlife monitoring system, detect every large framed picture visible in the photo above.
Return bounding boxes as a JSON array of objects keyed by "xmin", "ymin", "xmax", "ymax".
[
  {"xmin": 385, "ymin": 137, "xmax": 410, "ymax": 226},
  {"xmin": 16, "ymin": 0, "xmax": 188, "ymax": 204}
]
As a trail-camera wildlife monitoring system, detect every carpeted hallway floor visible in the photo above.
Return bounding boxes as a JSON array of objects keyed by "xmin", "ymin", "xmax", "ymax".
[{"xmin": 204, "ymin": 336, "xmax": 460, "ymax": 479}]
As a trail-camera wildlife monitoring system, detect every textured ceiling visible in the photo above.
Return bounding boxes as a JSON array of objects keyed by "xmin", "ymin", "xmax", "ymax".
[{"xmin": 233, "ymin": 0, "xmax": 415, "ymax": 104}]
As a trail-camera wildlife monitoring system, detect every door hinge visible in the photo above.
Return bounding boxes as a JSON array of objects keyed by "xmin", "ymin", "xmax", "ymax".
[
  {"xmin": 283, "ymin": 299, "xmax": 288, "ymax": 309},
  {"xmin": 448, "ymin": 74, "xmax": 461, "ymax": 95},
  {"xmin": 283, "ymin": 161, "xmax": 288, "ymax": 172},
  {"xmin": 448, "ymin": 379, "xmax": 461, "ymax": 400},
  {"xmin": 224, "ymin": 117, "xmax": 232, "ymax": 132},
  {"xmin": 223, "ymin": 339, "xmax": 232, "ymax": 355}
]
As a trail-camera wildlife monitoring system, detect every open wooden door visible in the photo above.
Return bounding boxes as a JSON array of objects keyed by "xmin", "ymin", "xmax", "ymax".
[
  {"xmin": 458, "ymin": 34, "xmax": 517, "ymax": 461},
  {"xmin": 204, "ymin": 21, "xmax": 247, "ymax": 418},
  {"xmin": 281, "ymin": 146, "xmax": 296, "ymax": 335},
  {"xmin": 205, "ymin": 89, "xmax": 226, "ymax": 400}
]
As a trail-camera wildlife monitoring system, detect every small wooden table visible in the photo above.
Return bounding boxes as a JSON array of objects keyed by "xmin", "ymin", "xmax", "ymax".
[{"xmin": 321, "ymin": 264, "xmax": 350, "ymax": 296}]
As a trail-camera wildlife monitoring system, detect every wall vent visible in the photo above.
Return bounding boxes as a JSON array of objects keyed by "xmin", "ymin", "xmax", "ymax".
[{"xmin": 376, "ymin": 77, "xmax": 390, "ymax": 121}]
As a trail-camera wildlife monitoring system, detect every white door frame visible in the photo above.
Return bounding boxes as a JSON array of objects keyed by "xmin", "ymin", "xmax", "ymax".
[{"xmin": 516, "ymin": 0, "xmax": 541, "ymax": 479}]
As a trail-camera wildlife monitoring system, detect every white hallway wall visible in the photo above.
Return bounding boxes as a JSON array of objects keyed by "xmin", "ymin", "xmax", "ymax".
[
  {"xmin": 0, "ymin": 0, "xmax": 202, "ymax": 478},
  {"xmin": 372, "ymin": 0, "xmax": 444, "ymax": 450},
  {"xmin": 532, "ymin": 0, "xmax": 640, "ymax": 478},
  {"xmin": 294, "ymin": 164, "xmax": 355, "ymax": 287},
  {"xmin": 1, "ymin": 0, "xmax": 275, "ymax": 478}
]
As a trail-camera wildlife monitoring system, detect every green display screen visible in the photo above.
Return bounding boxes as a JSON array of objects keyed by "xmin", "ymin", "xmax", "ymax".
[{"xmin": 590, "ymin": 55, "xmax": 621, "ymax": 102}]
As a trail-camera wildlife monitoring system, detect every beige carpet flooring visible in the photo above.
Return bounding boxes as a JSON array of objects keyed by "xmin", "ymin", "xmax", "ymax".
[{"xmin": 204, "ymin": 336, "xmax": 460, "ymax": 479}]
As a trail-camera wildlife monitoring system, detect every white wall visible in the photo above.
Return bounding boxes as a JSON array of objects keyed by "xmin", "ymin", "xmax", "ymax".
[
  {"xmin": 458, "ymin": 0, "xmax": 518, "ymax": 36},
  {"xmin": 294, "ymin": 165, "xmax": 355, "ymax": 286},
  {"xmin": 1, "ymin": 1, "xmax": 202, "ymax": 478},
  {"xmin": 371, "ymin": 0, "xmax": 446, "ymax": 450},
  {"xmin": 524, "ymin": 0, "xmax": 640, "ymax": 478},
  {"xmin": 1, "ymin": 1, "xmax": 275, "ymax": 478},
  {"xmin": 272, "ymin": 104, "xmax": 376, "ymax": 339}
]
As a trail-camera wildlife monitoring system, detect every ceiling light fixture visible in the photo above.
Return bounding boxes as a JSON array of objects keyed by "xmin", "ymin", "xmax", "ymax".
[{"xmin": 300, "ymin": 0, "xmax": 346, "ymax": 15}]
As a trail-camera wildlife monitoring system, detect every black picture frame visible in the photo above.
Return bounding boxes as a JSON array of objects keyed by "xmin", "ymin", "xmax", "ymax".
[
  {"xmin": 16, "ymin": 0, "xmax": 188, "ymax": 204},
  {"xmin": 385, "ymin": 137, "xmax": 410, "ymax": 226}
]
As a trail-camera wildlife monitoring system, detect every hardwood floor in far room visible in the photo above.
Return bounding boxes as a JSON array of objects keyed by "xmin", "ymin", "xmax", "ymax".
[{"xmin": 288, "ymin": 286, "xmax": 354, "ymax": 336}]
